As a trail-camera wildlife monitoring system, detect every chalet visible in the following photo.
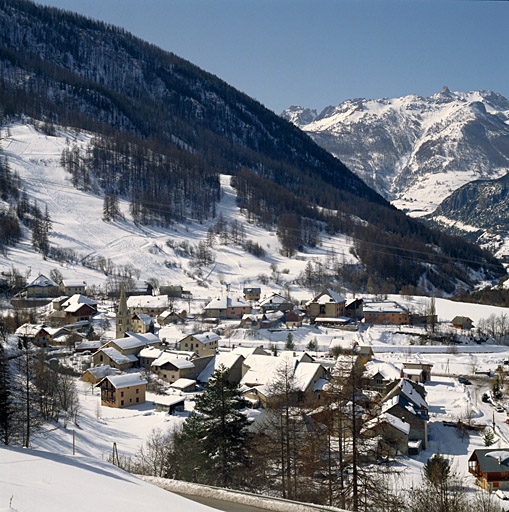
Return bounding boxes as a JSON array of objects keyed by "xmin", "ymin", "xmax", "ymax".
[
  {"xmin": 97, "ymin": 373, "xmax": 147, "ymax": 408},
  {"xmin": 240, "ymin": 311, "xmax": 283, "ymax": 330},
  {"xmin": 153, "ymin": 395, "xmax": 186, "ymax": 414},
  {"xmin": 131, "ymin": 313, "xmax": 155, "ymax": 334},
  {"xmin": 379, "ymin": 379, "xmax": 429, "ymax": 451},
  {"xmin": 138, "ymin": 346, "xmax": 164, "ymax": 369},
  {"xmin": 151, "ymin": 353, "xmax": 196, "ymax": 384},
  {"xmin": 306, "ymin": 288, "xmax": 346, "ymax": 320},
  {"xmin": 363, "ymin": 360, "xmax": 401, "ymax": 394},
  {"xmin": 468, "ymin": 449, "xmax": 509, "ymax": 491},
  {"xmin": 204, "ymin": 296, "xmax": 251, "ymax": 319},
  {"xmin": 81, "ymin": 365, "xmax": 116, "ymax": 385},
  {"xmin": 197, "ymin": 352, "xmax": 245, "ymax": 384},
  {"xmin": 97, "ymin": 332, "xmax": 161, "ymax": 361},
  {"xmin": 60, "ymin": 294, "xmax": 97, "ymax": 323},
  {"xmin": 15, "ymin": 324, "xmax": 50, "ymax": 347},
  {"xmin": 243, "ymin": 287, "xmax": 261, "ymax": 302},
  {"xmin": 157, "ymin": 308, "xmax": 186, "ymax": 326},
  {"xmin": 25, "ymin": 275, "xmax": 60, "ymax": 298},
  {"xmin": 452, "ymin": 316, "xmax": 474, "ymax": 330},
  {"xmin": 60, "ymin": 280, "xmax": 86, "ymax": 296},
  {"xmin": 127, "ymin": 295, "xmax": 168, "ymax": 316},
  {"xmin": 402, "ymin": 362, "xmax": 433, "ymax": 383},
  {"xmin": 259, "ymin": 293, "xmax": 293, "ymax": 313},
  {"xmin": 362, "ymin": 413, "xmax": 410, "ymax": 457},
  {"xmin": 363, "ymin": 301, "xmax": 410, "ymax": 325},
  {"xmin": 241, "ymin": 352, "xmax": 328, "ymax": 407},
  {"xmin": 92, "ymin": 347, "xmax": 138, "ymax": 370},
  {"xmin": 177, "ymin": 332, "xmax": 220, "ymax": 357},
  {"xmin": 284, "ymin": 311, "xmax": 304, "ymax": 328}
]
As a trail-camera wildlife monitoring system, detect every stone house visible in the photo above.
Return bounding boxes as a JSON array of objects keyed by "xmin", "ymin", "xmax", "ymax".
[
  {"xmin": 204, "ymin": 296, "xmax": 251, "ymax": 319},
  {"xmin": 452, "ymin": 316, "xmax": 474, "ymax": 330},
  {"xmin": 60, "ymin": 280, "xmax": 86, "ymax": 296},
  {"xmin": 306, "ymin": 288, "xmax": 346, "ymax": 320},
  {"xmin": 362, "ymin": 412, "xmax": 410, "ymax": 457},
  {"xmin": 25, "ymin": 275, "xmax": 60, "ymax": 298},
  {"xmin": 177, "ymin": 332, "xmax": 219, "ymax": 357},
  {"xmin": 15, "ymin": 323, "xmax": 50, "ymax": 347}
]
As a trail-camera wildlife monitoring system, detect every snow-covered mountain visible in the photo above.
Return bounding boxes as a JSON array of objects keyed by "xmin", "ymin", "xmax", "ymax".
[{"xmin": 282, "ymin": 88, "xmax": 509, "ymax": 217}]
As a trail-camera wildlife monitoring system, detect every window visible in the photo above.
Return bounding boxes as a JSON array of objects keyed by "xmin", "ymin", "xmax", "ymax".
[
  {"xmin": 136, "ymin": 397, "xmax": 139, "ymax": 403},
  {"xmin": 121, "ymin": 391, "xmax": 124, "ymax": 397},
  {"xmin": 121, "ymin": 400, "xmax": 124, "ymax": 406},
  {"xmin": 136, "ymin": 388, "xmax": 139, "ymax": 394},
  {"xmin": 100, "ymin": 354, "xmax": 103, "ymax": 362}
]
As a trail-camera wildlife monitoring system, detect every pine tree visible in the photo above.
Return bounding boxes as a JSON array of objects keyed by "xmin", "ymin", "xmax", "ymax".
[{"xmin": 174, "ymin": 366, "xmax": 250, "ymax": 487}]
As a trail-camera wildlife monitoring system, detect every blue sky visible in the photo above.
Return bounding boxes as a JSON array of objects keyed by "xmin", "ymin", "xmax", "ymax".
[{"xmin": 37, "ymin": 0, "xmax": 509, "ymax": 114}]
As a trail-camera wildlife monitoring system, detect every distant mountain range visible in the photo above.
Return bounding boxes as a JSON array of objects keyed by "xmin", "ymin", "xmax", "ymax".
[
  {"xmin": 282, "ymin": 88, "xmax": 509, "ymax": 219},
  {"xmin": 0, "ymin": 0, "xmax": 504, "ymax": 293}
]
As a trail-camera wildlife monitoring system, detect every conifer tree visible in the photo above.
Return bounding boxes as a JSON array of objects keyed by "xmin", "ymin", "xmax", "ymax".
[
  {"xmin": 174, "ymin": 365, "xmax": 250, "ymax": 488},
  {"xmin": 0, "ymin": 341, "xmax": 13, "ymax": 445}
]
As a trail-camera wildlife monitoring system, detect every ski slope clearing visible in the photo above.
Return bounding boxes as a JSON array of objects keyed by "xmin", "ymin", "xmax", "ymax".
[{"xmin": 0, "ymin": 445, "xmax": 216, "ymax": 512}]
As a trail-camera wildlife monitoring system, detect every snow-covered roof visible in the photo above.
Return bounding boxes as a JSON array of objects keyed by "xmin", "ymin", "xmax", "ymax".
[
  {"xmin": 103, "ymin": 373, "xmax": 147, "ymax": 389},
  {"xmin": 232, "ymin": 346, "xmax": 266, "ymax": 357},
  {"xmin": 398, "ymin": 379, "xmax": 427, "ymax": 410},
  {"xmin": 85, "ymin": 365, "xmax": 115, "ymax": 379},
  {"xmin": 99, "ymin": 347, "xmax": 138, "ymax": 365},
  {"xmin": 125, "ymin": 331, "xmax": 160, "ymax": 344},
  {"xmin": 62, "ymin": 294, "xmax": 98, "ymax": 313},
  {"xmin": 76, "ymin": 340, "xmax": 102, "ymax": 351},
  {"xmin": 153, "ymin": 395, "xmax": 186, "ymax": 406},
  {"xmin": 127, "ymin": 295, "xmax": 168, "ymax": 309},
  {"xmin": 170, "ymin": 378, "xmax": 196, "ymax": 389},
  {"xmin": 308, "ymin": 288, "xmax": 346, "ymax": 306},
  {"xmin": 27, "ymin": 274, "xmax": 58, "ymax": 288},
  {"xmin": 110, "ymin": 336, "xmax": 150, "ymax": 351},
  {"xmin": 364, "ymin": 359, "xmax": 401, "ymax": 381},
  {"xmin": 486, "ymin": 451, "xmax": 509, "ymax": 463},
  {"xmin": 62, "ymin": 280, "xmax": 86, "ymax": 288},
  {"xmin": 363, "ymin": 412, "xmax": 410, "ymax": 435},
  {"xmin": 197, "ymin": 353, "xmax": 243, "ymax": 382},
  {"xmin": 205, "ymin": 296, "xmax": 250, "ymax": 309},
  {"xmin": 192, "ymin": 332, "xmax": 220, "ymax": 344},
  {"xmin": 293, "ymin": 362, "xmax": 324, "ymax": 392},
  {"xmin": 259, "ymin": 293, "xmax": 288, "ymax": 307},
  {"xmin": 133, "ymin": 313, "xmax": 154, "ymax": 326},
  {"xmin": 152, "ymin": 352, "xmax": 194, "ymax": 369},
  {"xmin": 363, "ymin": 301, "xmax": 408, "ymax": 314},
  {"xmin": 138, "ymin": 346, "xmax": 164, "ymax": 359},
  {"xmin": 15, "ymin": 323, "xmax": 48, "ymax": 336}
]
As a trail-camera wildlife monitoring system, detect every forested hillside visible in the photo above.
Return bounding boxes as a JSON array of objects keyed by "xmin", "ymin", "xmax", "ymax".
[{"xmin": 0, "ymin": 0, "xmax": 504, "ymax": 293}]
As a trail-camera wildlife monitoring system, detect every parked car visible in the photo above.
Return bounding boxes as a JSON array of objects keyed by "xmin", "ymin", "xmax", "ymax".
[
  {"xmin": 458, "ymin": 376, "xmax": 471, "ymax": 385},
  {"xmin": 482, "ymin": 393, "xmax": 491, "ymax": 403},
  {"xmin": 496, "ymin": 405, "xmax": 505, "ymax": 413}
]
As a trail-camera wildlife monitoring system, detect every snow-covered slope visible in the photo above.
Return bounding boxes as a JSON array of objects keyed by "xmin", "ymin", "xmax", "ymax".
[
  {"xmin": 282, "ymin": 88, "xmax": 509, "ymax": 217},
  {"xmin": 0, "ymin": 445, "xmax": 215, "ymax": 512},
  {"xmin": 0, "ymin": 122, "xmax": 356, "ymax": 297}
]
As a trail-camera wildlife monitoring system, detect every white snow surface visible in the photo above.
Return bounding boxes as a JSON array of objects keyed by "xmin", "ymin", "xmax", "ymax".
[{"xmin": 0, "ymin": 445, "xmax": 215, "ymax": 512}]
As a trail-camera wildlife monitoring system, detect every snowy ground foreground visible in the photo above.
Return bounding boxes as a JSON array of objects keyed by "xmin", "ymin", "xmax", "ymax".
[
  {"xmin": 0, "ymin": 122, "xmax": 355, "ymax": 298},
  {"xmin": 0, "ymin": 445, "xmax": 218, "ymax": 512}
]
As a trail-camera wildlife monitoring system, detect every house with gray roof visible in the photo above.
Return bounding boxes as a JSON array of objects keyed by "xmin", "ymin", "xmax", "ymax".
[{"xmin": 468, "ymin": 448, "xmax": 509, "ymax": 491}]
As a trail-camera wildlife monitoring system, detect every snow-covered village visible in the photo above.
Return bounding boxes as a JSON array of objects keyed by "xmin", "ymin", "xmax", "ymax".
[{"xmin": 1, "ymin": 1, "xmax": 509, "ymax": 512}]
